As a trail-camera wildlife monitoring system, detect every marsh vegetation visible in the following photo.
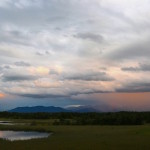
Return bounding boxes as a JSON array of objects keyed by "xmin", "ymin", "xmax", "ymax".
[{"xmin": 1, "ymin": 112, "xmax": 150, "ymax": 150}]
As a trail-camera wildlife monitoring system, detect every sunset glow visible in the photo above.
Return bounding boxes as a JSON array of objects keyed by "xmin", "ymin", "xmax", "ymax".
[{"xmin": 0, "ymin": 93, "xmax": 5, "ymax": 99}]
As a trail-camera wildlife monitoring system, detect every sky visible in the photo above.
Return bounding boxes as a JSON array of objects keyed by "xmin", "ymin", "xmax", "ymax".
[{"xmin": 0, "ymin": 0, "xmax": 150, "ymax": 111}]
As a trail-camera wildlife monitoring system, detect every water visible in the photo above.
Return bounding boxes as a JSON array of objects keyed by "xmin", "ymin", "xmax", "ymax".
[
  {"xmin": 0, "ymin": 131, "xmax": 50, "ymax": 141},
  {"xmin": 0, "ymin": 121, "xmax": 28, "ymax": 126},
  {"xmin": 0, "ymin": 121, "xmax": 14, "ymax": 125}
]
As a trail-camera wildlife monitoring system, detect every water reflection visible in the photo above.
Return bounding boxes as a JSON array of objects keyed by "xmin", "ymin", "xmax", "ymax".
[{"xmin": 0, "ymin": 131, "xmax": 50, "ymax": 141}]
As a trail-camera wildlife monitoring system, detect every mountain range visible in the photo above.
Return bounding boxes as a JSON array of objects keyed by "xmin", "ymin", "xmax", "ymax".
[{"xmin": 8, "ymin": 106, "xmax": 100, "ymax": 113}]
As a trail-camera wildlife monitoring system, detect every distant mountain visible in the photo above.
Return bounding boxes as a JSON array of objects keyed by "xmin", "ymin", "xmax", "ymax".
[
  {"xmin": 9, "ymin": 106, "xmax": 70, "ymax": 113},
  {"xmin": 66, "ymin": 105, "xmax": 100, "ymax": 113},
  {"xmin": 8, "ymin": 105, "xmax": 101, "ymax": 113}
]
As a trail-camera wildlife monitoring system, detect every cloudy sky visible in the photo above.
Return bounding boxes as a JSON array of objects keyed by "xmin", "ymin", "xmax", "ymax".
[{"xmin": 0, "ymin": 0, "xmax": 150, "ymax": 111}]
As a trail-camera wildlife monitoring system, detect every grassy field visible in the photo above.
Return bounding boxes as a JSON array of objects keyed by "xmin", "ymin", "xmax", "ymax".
[{"xmin": 1, "ymin": 120, "xmax": 150, "ymax": 150}]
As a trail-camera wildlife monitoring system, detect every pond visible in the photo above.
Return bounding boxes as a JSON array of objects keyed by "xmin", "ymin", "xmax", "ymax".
[
  {"xmin": 0, "ymin": 121, "xmax": 29, "ymax": 126},
  {"xmin": 0, "ymin": 121, "xmax": 14, "ymax": 125},
  {"xmin": 0, "ymin": 131, "xmax": 50, "ymax": 141}
]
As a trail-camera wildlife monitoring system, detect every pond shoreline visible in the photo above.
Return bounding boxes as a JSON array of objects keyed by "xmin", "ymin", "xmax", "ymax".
[{"xmin": 0, "ymin": 130, "xmax": 51, "ymax": 141}]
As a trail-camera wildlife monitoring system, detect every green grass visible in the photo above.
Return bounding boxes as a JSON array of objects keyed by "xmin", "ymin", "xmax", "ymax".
[{"xmin": 1, "ymin": 120, "xmax": 150, "ymax": 150}]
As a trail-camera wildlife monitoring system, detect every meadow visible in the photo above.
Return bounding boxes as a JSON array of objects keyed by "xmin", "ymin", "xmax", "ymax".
[{"xmin": 1, "ymin": 119, "xmax": 150, "ymax": 150}]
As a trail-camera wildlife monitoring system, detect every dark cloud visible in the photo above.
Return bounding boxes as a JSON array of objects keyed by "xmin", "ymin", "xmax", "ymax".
[
  {"xmin": 0, "ymin": 65, "xmax": 11, "ymax": 71},
  {"xmin": 14, "ymin": 61, "xmax": 30, "ymax": 67},
  {"xmin": 3, "ymin": 65, "xmax": 11, "ymax": 69},
  {"xmin": 2, "ymin": 74, "xmax": 37, "ymax": 82},
  {"xmin": 36, "ymin": 52, "xmax": 43, "ymax": 56},
  {"xmin": 71, "ymin": 89, "xmax": 111, "ymax": 96},
  {"xmin": 0, "ymin": 28, "xmax": 33, "ymax": 46},
  {"xmin": 108, "ymin": 40, "xmax": 150, "ymax": 60},
  {"xmin": 49, "ymin": 69, "xmax": 59, "ymax": 75},
  {"xmin": 16, "ymin": 89, "xmax": 111, "ymax": 99},
  {"xmin": 74, "ymin": 33, "xmax": 104, "ymax": 43},
  {"xmin": 61, "ymin": 71, "xmax": 114, "ymax": 81},
  {"xmin": 116, "ymin": 82, "xmax": 150, "ymax": 93},
  {"xmin": 36, "ymin": 51, "xmax": 51, "ymax": 56},
  {"xmin": 122, "ymin": 63, "xmax": 150, "ymax": 72},
  {"xmin": 19, "ymin": 93, "xmax": 68, "ymax": 99},
  {"xmin": 122, "ymin": 66, "xmax": 140, "ymax": 72}
]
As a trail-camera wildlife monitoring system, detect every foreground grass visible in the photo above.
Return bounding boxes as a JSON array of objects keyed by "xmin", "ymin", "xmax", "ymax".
[{"xmin": 0, "ymin": 120, "xmax": 150, "ymax": 150}]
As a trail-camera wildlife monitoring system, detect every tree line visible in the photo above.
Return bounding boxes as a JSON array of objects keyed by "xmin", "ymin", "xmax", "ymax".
[{"xmin": 1, "ymin": 111, "xmax": 150, "ymax": 125}]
